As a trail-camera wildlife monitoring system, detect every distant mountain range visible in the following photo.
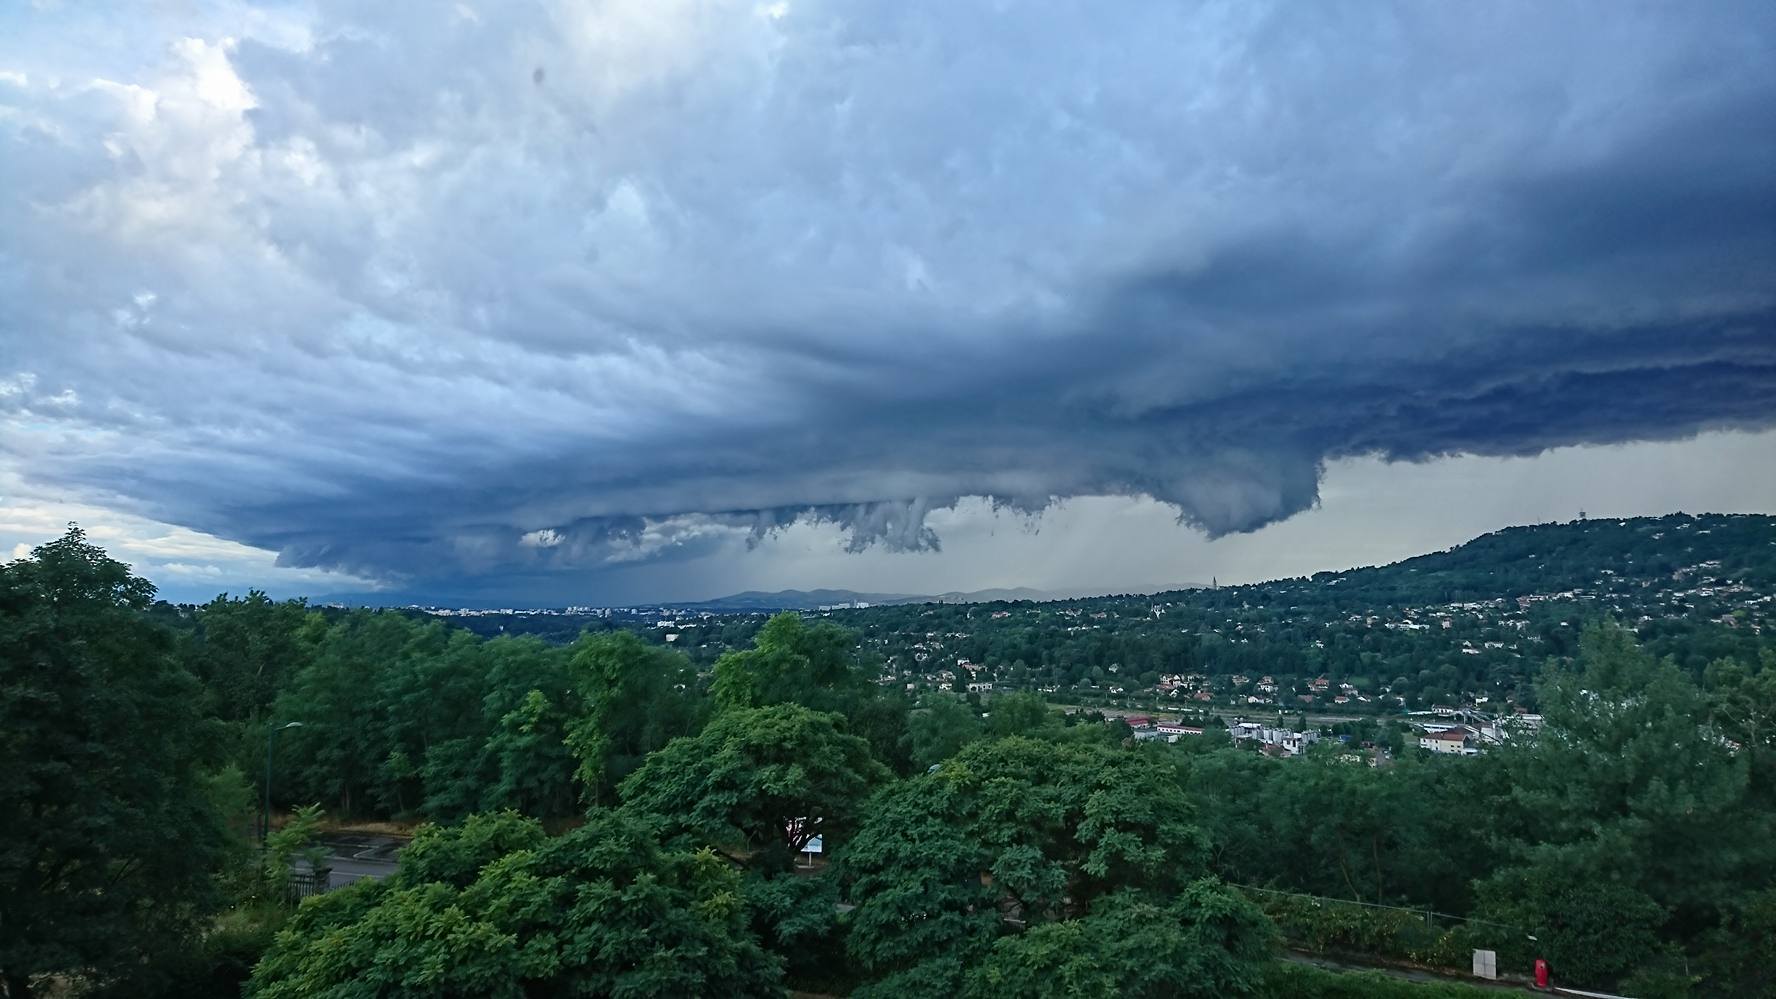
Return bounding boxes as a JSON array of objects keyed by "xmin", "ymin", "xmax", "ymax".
[
  {"xmin": 668, "ymin": 586, "xmax": 1041, "ymax": 611},
  {"xmin": 309, "ymin": 583, "xmax": 1205, "ymax": 612},
  {"xmin": 303, "ymin": 513, "xmax": 1776, "ymax": 614},
  {"xmin": 663, "ymin": 583, "xmax": 1206, "ymax": 612}
]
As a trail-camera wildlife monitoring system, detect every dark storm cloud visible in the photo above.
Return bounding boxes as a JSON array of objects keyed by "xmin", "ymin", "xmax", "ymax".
[{"xmin": 1, "ymin": 0, "xmax": 1773, "ymax": 591}]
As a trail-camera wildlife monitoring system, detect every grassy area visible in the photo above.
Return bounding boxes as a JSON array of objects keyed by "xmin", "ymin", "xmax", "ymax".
[
  {"xmin": 314, "ymin": 816, "xmax": 420, "ymax": 837},
  {"xmin": 1259, "ymin": 961, "xmax": 1523, "ymax": 998}
]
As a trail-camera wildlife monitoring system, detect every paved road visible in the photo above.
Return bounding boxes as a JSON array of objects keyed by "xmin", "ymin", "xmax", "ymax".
[{"xmin": 317, "ymin": 834, "xmax": 404, "ymax": 888}]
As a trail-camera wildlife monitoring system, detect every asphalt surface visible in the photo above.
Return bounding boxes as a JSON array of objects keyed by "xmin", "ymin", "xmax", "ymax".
[{"xmin": 316, "ymin": 834, "xmax": 404, "ymax": 888}]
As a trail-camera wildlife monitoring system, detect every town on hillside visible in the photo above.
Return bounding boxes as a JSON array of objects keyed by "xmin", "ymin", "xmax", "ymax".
[{"xmin": 417, "ymin": 514, "xmax": 1772, "ymax": 752}]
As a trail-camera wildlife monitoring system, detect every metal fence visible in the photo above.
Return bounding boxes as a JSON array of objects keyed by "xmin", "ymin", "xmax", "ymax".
[
  {"xmin": 1230, "ymin": 882, "xmax": 1521, "ymax": 934},
  {"xmin": 289, "ymin": 868, "xmax": 331, "ymax": 902}
]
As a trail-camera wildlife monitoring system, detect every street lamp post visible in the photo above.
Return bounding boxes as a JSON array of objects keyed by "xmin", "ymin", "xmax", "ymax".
[{"xmin": 262, "ymin": 721, "xmax": 304, "ymax": 845}]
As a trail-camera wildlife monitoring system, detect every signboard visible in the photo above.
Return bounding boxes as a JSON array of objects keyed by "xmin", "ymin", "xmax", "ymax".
[{"xmin": 786, "ymin": 816, "xmax": 823, "ymax": 854}]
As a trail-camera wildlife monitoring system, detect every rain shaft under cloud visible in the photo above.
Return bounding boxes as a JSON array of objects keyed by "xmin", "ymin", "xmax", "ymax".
[{"xmin": 1, "ymin": 0, "xmax": 1773, "ymax": 592}]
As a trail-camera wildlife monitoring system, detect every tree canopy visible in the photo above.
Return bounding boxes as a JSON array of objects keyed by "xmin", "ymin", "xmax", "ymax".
[
  {"xmin": 619, "ymin": 702, "xmax": 891, "ymax": 871},
  {"xmin": 840, "ymin": 737, "xmax": 1253, "ymax": 992},
  {"xmin": 0, "ymin": 528, "xmax": 230, "ymax": 997},
  {"xmin": 247, "ymin": 811, "xmax": 784, "ymax": 998},
  {"xmin": 7, "ymin": 525, "xmax": 1775, "ymax": 995}
]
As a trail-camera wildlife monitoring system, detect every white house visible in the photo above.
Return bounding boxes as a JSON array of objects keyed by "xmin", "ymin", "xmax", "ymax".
[{"xmin": 1418, "ymin": 728, "xmax": 1476, "ymax": 755}]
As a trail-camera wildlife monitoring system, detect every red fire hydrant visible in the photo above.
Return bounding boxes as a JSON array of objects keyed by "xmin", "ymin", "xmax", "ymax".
[{"xmin": 1534, "ymin": 957, "xmax": 1550, "ymax": 989}]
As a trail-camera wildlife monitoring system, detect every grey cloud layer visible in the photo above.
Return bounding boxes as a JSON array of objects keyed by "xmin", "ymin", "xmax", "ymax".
[{"xmin": 2, "ymin": 0, "xmax": 1773, "ymax": 588}]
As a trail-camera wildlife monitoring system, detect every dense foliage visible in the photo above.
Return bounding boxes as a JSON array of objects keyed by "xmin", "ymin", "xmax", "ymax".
[
  {"xmin": 442, "ymin": 514, "xmax": 1776, "ymax": 714},
  {"xmin": 246, "ymin": 811, "xmax": 781, "ymax": 998},
  {"xmin": 619, "ymin": 703, "xmax": 890, "ymax": 871},
  {"xmin": 841, "ymin": 738, "xmax": 1271, "ymax": 996},
  {"xmin": 0, "ymin": 530, "xmax": 233, "ymax": 998},
  {"xmin": 4, "ymin": 520, "xmax": 1774, "ymax": 997}
]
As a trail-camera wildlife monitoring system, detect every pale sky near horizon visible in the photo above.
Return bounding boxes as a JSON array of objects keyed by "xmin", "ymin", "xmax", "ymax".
[
  {"xmin": 6, "ymin": 429, "xmax": 1772, "ymax": 604},
  {"xmin": 3, "ymin": 2, "xmax": 1773, "ymax": 604}
]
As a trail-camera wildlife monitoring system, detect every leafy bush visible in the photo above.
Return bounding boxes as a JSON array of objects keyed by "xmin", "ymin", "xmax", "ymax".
[
  {"xmin": 246, "ymin": 810, "xmax": 783, "ymax": 998},
  {"xmin": 95, "ymin": 904, "xmax": 286, "ymax": 999},
  {"xmin": 262, "ymin": 803, "xmax": 329, "ymax": 902},
  {"xmin": 176, "ymin": 905, "xmax": 287, "ymax": 999},
  {"xmin": 1254, "ymin": 892, "xmax": 1481, "ymax": 971}
]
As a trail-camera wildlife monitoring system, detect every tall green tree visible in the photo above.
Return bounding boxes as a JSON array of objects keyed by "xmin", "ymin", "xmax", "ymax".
[
  {"xmin": 1475, "ymin": 862, "xmax": 1666, "ymax": 987},
  {"xmin": 960, "ymin": 885, "xmax": 1273, "ymax": 999},
  {"xmin": 373, "ymin": 626, "xmax": 489, "ymax": 816},
  {"xmin": 1185, "ymin": 747, "xmax": 1502, "ymax": 914},
  {"xmin": 422, "ymin": 636, "xmax": 574, "ymax": 820},
  {"xmin": 1708, "ymin": 649, "xmax": 1776, "ymax": 809},
  {"xmin": 183, "ymin": 586, "xmax": 319, "ymax": 728},
  {"xmin": 0, "ymin": 528, "xmax": 228, "ymax": 997},
  {"xmin": 478, "ymin": 688, "xmax": 577, "ymax": 816},
  {"xmin": 619, "ymin": 703, "xmax": 890, "ymax": 871},
  {"xmin": 984, "ymin": 691, "xmax": 1058, "ymax": 739},
  {"xmin": 908, "ymin": 694, "xmax": 982, "ymax": 768},
  {"xmin": 272, "ymin": 610, "xmax": 442, "ymax": 816},
  {"xmin": 841, "ymin": 738, "xmax": 1218, "ymax": 990},
  {"xmin": 711, "ymin": 613, "xmax": 912, "ymax": 772},
  {"xmin": 183, "ymin": 590, "xmax": 316, "ymax": 726},
  {"xmin": 563, "ymin": 630, "xmax": 705, "ymax": 804},
  {"xmin": 1480, "ymin": 624, "xmax": 1763, "ymax": 983},
  {"xmin": 711, "ymin": 613, "xmax": 859, "ymax": 709}
]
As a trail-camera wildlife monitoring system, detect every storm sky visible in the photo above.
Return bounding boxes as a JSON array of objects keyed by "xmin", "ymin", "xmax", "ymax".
[{"xmin": 3, "ymin": 1, "xmax": 1774, "ymax": 604}]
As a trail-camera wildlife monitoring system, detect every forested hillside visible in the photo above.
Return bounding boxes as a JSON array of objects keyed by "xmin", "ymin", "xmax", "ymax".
[
  {"xmin": 3, "ymin": 522, "xmax": 1773, "ymax": 996},
  {"xmin": 828, "ymin": 513, "xmax": 1774, "ymax": 711},
  {"xmin": 437, "ymin": 513, "xmax": 1774, "ymax": 715}
]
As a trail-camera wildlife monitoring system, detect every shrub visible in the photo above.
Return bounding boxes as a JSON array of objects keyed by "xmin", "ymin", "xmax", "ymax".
[{"xmin": 1253, "ymin": 892, "xmax": 1489, "ymax": 972}]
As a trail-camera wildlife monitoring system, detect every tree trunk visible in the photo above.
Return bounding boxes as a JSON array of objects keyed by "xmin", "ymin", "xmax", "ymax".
[{"xmin": 5, "ymin": 971, "xmax": 36, "ymax": 999}]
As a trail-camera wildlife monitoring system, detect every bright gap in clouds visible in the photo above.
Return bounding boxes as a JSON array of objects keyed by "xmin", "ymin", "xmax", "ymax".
[
  {"xmin": 0, "ymin": 467, "xmax": 380, "ymax": 602},
  {"xmin": 8, "ymin": 430, "xmax": 1763, "ymax": 606},
  {"xmin": 625, "ymin": 429, "xmax": 1776, "ymax": 605}
]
